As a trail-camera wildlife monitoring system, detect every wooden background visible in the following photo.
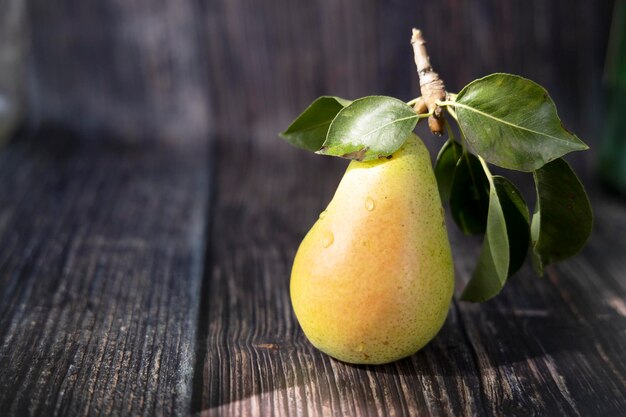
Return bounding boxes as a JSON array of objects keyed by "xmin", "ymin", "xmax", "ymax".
[
  {"xmin": 25, "ymin": 1, "xmax": 614, "ymax": 154},
  {"xmin": 0, "ymin": 0, "xmax": 624, "ymax": 416}
]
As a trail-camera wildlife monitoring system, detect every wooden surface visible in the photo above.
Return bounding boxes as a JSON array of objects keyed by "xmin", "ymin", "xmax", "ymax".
[
  {"xmin": 0, "ymin": 131, "xmax": 209, "ymax": 416},
  {"xmin": 0, "ymin": 129, "xmax": 624, "ymax": 416}
]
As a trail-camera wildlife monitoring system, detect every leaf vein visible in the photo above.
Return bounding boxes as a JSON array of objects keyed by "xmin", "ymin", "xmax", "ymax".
[
  {"xmin": 356, "ymin": 114, "xmax": 418, "ymax": 140},
  {"xmin": 452, "ymin": 102, "xmax": 579, "ymax": 145}
]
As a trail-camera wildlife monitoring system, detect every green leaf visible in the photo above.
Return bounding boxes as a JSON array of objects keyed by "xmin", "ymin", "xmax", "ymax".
[
  {"xmin": 280, "ymin": 96, "xmax": 351, "ymax": 151},
  {"xmin": 460, "ymin": 170, "xmax": 531, "ymax": 302},
  {"xmin": 317, "ymin": 96, "xmax": 419, "ymax": 161},
  {"xmin": 531, "ymin": 158, "xmax": 593, "ymax": 274},
  {"xmin": 453, "ymin": 73, "xmax": 589, "ymax": 172},
  {"xmin": 461, "ymin": 174, "xmax": 509, "ymax": 302},
  {"xmin": 493, "ymin": 176, "xmax": 530, "ymax": 276},
  {"xmin": 434, "ymin": 139, "xmax": 463, "ymax": 203},
  {"xmin": 450, "ymin": 153, "xmax": 490, "ymax": 234}
]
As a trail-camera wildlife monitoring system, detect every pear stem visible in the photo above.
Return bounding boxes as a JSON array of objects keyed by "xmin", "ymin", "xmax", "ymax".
[{"xmin": 411, "ymin": 29, "xmax": 446, "ymax": 135}]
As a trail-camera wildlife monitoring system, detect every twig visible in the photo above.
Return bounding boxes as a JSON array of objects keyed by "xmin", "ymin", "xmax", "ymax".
[{"xmin": 411, "ymin": 29, "xmax": 446, "ymax": 135}]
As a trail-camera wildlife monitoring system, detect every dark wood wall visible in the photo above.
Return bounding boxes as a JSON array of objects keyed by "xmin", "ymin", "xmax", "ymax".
[
  {"xmin": 24, "ymin": 0, "xmax": 614, "ymax": 153},
  {"xmin": 26, "ymin": 0, "xmax": 212, "ymax": 144},
  {"xmin": 206, "ymin": 0, "xmax": 613, "ymax": 150}
]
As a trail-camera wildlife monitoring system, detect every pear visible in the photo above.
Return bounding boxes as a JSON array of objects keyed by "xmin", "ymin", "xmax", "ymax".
[{"xmin": 290, "ymin": 133, "xmax": 454, "ymax": 365}]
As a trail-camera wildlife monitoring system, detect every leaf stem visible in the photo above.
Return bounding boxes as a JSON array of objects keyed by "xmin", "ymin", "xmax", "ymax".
[
  {"xmin": 406, "ymin": 97, "xmax": 421, "ymax": 107},
  {"xmin": 436, "ymin": 100, "xmax": 455, "ymax": 107},
  {"xmin": 446, "ymin": 105, "xmax": 459, "ymax": 121},
  {"xmin": 478, "ymin": 155, "xmax": 495, "ymax": 185}
]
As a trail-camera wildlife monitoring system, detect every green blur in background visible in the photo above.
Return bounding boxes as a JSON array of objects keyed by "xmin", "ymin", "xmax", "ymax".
[{"xmin": 601, "ymin": 0, "xmax": 626, "ymax": 194}]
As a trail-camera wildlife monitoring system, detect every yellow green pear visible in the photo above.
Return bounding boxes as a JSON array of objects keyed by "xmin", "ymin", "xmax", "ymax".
[{"xmin": 290, "ymin": 133, "xmax": 454, "ymax": 365}]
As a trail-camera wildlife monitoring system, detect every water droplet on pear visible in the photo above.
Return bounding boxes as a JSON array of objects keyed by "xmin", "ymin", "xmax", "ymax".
[{"xmin": 322, "ymin": 231, "xmax": 334, "ymax": 248}]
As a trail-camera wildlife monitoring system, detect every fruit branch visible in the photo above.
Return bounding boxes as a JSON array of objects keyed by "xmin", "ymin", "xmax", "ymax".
[{"xmin": 411, "ymin": 28, "xmax": 446, "ymax": 135}]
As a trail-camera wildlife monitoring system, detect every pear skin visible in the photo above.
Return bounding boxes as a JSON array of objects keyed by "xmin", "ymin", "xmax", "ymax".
[{"xmin": 290, "ymin": 134, "xmax": 454, "ymax": 365}]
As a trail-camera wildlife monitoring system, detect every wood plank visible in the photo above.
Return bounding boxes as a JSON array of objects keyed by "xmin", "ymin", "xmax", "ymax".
[
  {"xmin": 0, "ymin": 130, "xmax": 209, "ymax": 416},
  {"xmin": 197, "ymin": 138, "xmax": 626, "ymax": 416}
]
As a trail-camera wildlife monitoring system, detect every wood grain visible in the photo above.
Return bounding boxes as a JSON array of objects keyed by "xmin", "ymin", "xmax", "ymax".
[
  {"xmin": 0, "ymin": 130, "xmax": 209, "ymax": 416},
  {"xmin": 195, "ymin": 138, "xmax": 626, "ymax": 416}
]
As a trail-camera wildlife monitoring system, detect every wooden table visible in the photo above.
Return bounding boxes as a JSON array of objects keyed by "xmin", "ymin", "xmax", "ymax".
[{"xmin": 0, "ymin": 129, "xmax": 624, "ymax": 416}]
